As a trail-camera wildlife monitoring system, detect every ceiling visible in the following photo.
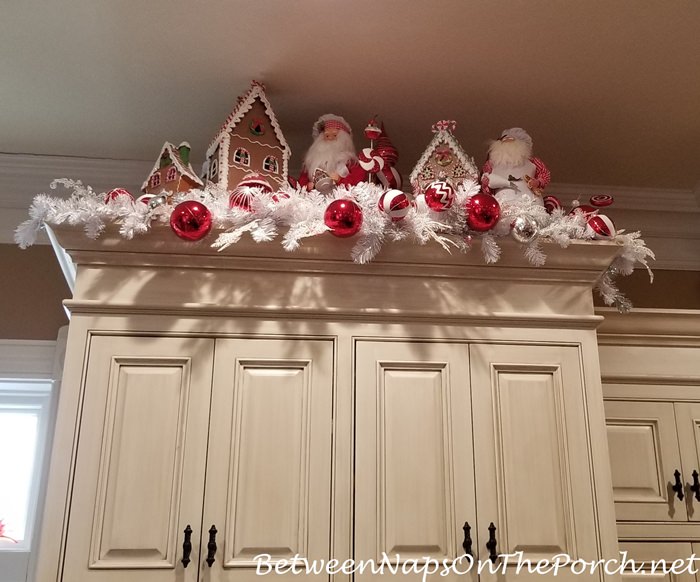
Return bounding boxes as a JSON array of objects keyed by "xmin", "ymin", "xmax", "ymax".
[{"xmin": 1, "ymin": 0, "xmax": 699, "ymax": 192}]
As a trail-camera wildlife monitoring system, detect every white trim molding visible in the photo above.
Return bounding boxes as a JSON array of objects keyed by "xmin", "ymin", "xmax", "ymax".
[{"xmin": 2, "ymin": 154, "xmax": 699, "ymax": 271}]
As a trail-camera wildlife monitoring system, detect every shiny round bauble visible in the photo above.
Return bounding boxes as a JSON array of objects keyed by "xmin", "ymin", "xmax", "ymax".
[
  {"xmin": 169, "ymin": 201, "xmax": 212, "ymax": 241},
  {"xmin": 378, "ymin": 190, "xmax": 411, "ymax": 221},
  {"xmin": 510, "ymin": 216, "xmax": 539, "ymax": 243},
  {"xmin": 323, "ymin": 199, "xmax": 363, "ymax": 238},
  {"xmin": 148, "ymin": 194, "xmax": 168, "ymax": 210},
  {"xmin": 465, "ymin": 193, "xmax": 501, "ymax": 232},
  {"xmin": 585, "ymin": 214, "xmax": 616, "ymax": 239},
  {"xmin": 358, "ymin": 148, "xmax": 385, "ymax": 173},
  {"xmin": 424, "ymin": 180, "xmax": 455, "ymax": 212},
  {"xmin": 542, "ymin": 195, "xmax": 562, "ymax": 214},
  {"xmin": 590, "ymin": 194, "xmax": 614, "ymax": 208},
  {"xmin": 237, "ymin": 173, "xmax": 273, "ymax": 193},
  {"xmin": 104, "ymin": 188, "xmax": 134, "ymax": 203},
  {"xmin": 228, "ymin": 190, "xmax": 253, "ymax": 211}
]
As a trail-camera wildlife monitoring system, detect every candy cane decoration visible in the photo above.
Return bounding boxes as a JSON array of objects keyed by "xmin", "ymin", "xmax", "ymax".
[{"xmin": 358, "ymin": 148, "xmax": 385, "ymax": 173}]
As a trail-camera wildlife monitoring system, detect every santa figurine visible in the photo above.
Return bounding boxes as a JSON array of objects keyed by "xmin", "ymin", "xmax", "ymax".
[
  {"xmin": 298, "ymin": 114, "xmax": 366, "ymax": 194},
  {"xmin": 480, "ymin": 127, "xmax": 550, "ymax": 206}
]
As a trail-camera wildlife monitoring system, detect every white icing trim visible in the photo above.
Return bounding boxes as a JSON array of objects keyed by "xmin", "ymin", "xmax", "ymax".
[
  {"xmin": 141, "ymin": 142, "xmax": 204, "ymax": 191},
  {"xmin": 409, "ymin": 130, "xmax": 479, "ymax": 188}
]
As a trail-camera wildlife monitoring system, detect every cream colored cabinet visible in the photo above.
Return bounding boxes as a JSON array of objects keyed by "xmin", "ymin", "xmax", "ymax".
[
  {"xmin": 618, "ymin": 542, "xmax": 699, "ymax": 582},
  {"xmin": 59, "ymin": 334, "xmax": 334, "ymax": 582},
  {"xmin": 605, "ymin": 401, "xmax": 700, "ymax": 523},
  {"xmin": 356, "ymin": 340, "xmax": 608, "ymax": 581}
]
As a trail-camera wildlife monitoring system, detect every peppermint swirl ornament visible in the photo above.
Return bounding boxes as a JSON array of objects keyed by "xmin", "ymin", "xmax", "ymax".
[
  {"xmin": 378, "ymin": 190, "xmax": 411, "ymax": 221},
  {"xmin": 358, "ymin": 148, "xmax": 385, "ymax": 173}
]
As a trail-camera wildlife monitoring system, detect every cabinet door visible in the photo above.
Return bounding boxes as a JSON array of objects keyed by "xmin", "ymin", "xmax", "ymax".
[
  {"xmin": 619, "ymin": 542, "xmax": 697, "ymax": 582},
  {"xmin": 675, "ymin": 403, "xmax": 700, "ymax": 522},
  {"xmin": 203, "ymin": 338, "xmax": 334, "ymax": 582},
  {"xmin": 605, "ymin": 401, "xmax": 687, "ymax": 522},
  {"xmin": 354, "ymin": 341, "xmax": 477, "ymax": 582},
  {"xmin": 61, "ymin": 335, "xmax": 215, "ymax": 582},
  {"xmin": 471, "ymin": 343, "xmax": 601, "ymax": 582}
]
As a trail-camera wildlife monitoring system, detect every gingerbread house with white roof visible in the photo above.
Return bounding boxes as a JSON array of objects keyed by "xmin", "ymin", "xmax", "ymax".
[
  {"xmin": 409, "ymin": 120, "xmax": 479, "ymax": 195},
  {"xmin": 204, "ymin": 81, "xmax": 290, "ymax": 191},
  {"xmin": 142, "ymin": 141, "xmax": 204, "ymax": 195}
]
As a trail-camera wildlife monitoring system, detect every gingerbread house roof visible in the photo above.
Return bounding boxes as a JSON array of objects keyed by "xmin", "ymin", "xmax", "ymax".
[
  {"xmin": 205, "ymin": 81, "xmax": 291, "ymax": 177},
  {"xmin": 409, "ymin": 124, "xmax": 478, "ymax": 189},
  {"xmin": 141, "ymin": 141, "xmax": 204, "ymax": 191}
]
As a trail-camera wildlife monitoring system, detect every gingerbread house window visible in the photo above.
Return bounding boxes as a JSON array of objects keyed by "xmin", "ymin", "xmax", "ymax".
[
  {"xmin": 209, "ymin": 158, "xmax": 219, "ymax": 180},
  {"xmin": 165, "ymin": 166, "xmax": 178, "ymax": 182},
  {"xmin": 150, "ymin": 173, "xmax": 161, "ymax": 188},
  {"xmin": 233, "ymin": 148, "xmax": 250, "ymax": 167},
  {"xmin": 263, "ymin": 156, "xmax": 279, "ymax": 174}
]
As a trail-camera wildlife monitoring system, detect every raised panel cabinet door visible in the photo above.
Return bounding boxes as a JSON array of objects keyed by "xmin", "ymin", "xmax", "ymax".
[
  {"xmin": 674, "ymin": 403, "xmax": 700, "ymax": 522},
  {"xmin": 354, "ymin": 341, "xmax": 477, "ymax": 582},
  {"xmin": 470, "ymin": 343, "xmax": 602, "ymax": 582},
  {"xmin": 202, "ymin": 338, "xmax": 334, "ymax": 582},
  {"xmin": 604, "ymin": 400, "xmax": 687, "ymax": 522},
  {"xmin": 61, "ymin": 335, "xmax": 215, "ymax": 582},
  {"xmin": 618, "ymin": 542, "xmax": 697, "ymax": 582}
]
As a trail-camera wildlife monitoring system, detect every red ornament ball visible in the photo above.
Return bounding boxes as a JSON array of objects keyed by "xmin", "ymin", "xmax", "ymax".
[
  {"xmin": 324, "ymin": 199, "xmax": 363, "ymax": 238},
  {"xmin": 568, "ymin": 204, "xmax": 598, "ymax": 219},
  {"xmin": 169, "ymin": 201, "xmax": 212, "ymax": 241},
  {"xmin": 542, "ymin": 195, "xmax": 562, "ymax": 214},
  {"xmin": 424, "ymin": 180, "xmax": 455, "ymax": 212},
  {"xmin": 104, "ymin": 188, "xmax": 134, "ymax": 203},
  {"xmin": 378, "ymin": 190, "xmax": 411, "ymax": 221},
  {"xmin": 586, "ymin": 214, "xmax": 616, "ymax": 239},
  {"xmin": 466, "ymin": 193, "xmax": 501, "ymax": 232}
]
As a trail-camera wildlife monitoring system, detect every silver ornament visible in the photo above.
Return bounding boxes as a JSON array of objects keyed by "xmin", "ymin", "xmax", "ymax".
[
  {"xmin": 148, "ymin": 194, "xmax": 168, "ymax": 210},
  {"xmin": 314, "ymin": 176, "xmax": 336, "ymax": 196},
  {"xmin": 511, "ymin": 216, "xmax": 538, "ymax": 243}
]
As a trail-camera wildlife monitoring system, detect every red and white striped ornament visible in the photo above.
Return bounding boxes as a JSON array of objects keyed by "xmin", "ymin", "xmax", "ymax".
[
  {"xmin": 586, "ymin": 214, "xmax": 616, "ymax": 239},
  {"xmin": 424, "ymin": 180, "xmax": 455, "ymax": 212},
  {"xmin": 378, "ymin": 189, "xmax": 411, "ymax": 221},
  {"xmin": 104, "ymin": 188, "xmax": 134, "ymax": 203},
  {"xmin": 590, "ymin": 194, "xmax": 614, "ymax": 207},
  {"xmin": 136, "ymin": 193, "xmax": 155, "ymax": 205},
  {"xmin": 542, "ymin": 195, "xmax": 562, "ymax": 214},
  {"xmin": 229, "ymin": 174, "xmax": 273, "ymax": 211},
  {"xmin": 358, "ymin": 148, "xmax": 385, "ymax": 173}
]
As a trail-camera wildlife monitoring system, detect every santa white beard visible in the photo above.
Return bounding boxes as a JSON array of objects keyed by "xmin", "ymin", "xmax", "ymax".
[
  {"xmin": 488, "ymin": 139, "xmax": 532, "ymax": 168},
  {"xmin": 304, "ymin": 131, "xmax": 357, "ymax": 177}
]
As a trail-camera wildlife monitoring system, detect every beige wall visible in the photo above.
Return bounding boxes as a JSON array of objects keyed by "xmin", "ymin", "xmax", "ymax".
[
  {"xmin": 0, "ymin": 242, "xmax": 698, "ymax": 340},
  {"xmin": 1, "ymin": 243, "xmax": 70, "ymax": 340}
]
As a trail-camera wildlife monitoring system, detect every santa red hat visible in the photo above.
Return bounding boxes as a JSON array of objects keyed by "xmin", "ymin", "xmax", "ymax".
[
  {"xmin": 312, "ymin": 114, "xmax": 352, "ymax": 138},
  {"xmin": 499, "ymin": 127, "xmax": 533, "ymax": 148}
]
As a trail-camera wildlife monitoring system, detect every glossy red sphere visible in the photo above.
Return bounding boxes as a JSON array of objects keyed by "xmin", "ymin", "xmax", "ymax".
[
  {"xmin": 169, "ymin": 201, "xmax": 212, "ymax": 241},
  {"xmin": 323, "ymin": 199, "xmax": 363, "ymax": 238},
  {"xmin": 466, "ymin": 194, "xmax": 501, "ymax": 232}
]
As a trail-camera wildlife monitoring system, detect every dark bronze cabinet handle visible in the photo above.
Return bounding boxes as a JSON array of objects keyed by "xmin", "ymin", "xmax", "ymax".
[
  {"xmin": 206, "ymin": 525, "xmax": 218, "ymax": 567},
  {"xmin": 181, "ymin": 525, "xmax": 192, "ymax": 568},
  {"xmin": 486, "ymin": 522, "xmax": 498, "ymax": 563},
  {"xmin": 462, "ymin": 522, "xmax": 472, "ymax": 557},
  {"xmin": 691, "ymin": 470, "xmax": 700, "ymax": 502},
  {"xmin": 672, "ymin": 469, "xmax": 685, "ymax": 501}
]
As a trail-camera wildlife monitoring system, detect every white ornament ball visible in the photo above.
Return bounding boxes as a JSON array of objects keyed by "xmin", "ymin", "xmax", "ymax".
[
  {"xmin": 511, "ymin": 216, "xmax": 539, "ymax": 243},
  {"xmin": 378, "ymin": 190, "xmax": 411, "ymax": 221}
]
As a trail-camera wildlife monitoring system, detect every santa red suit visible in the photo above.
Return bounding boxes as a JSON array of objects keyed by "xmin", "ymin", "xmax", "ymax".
[
  {"xmin": 298, "ymin": 114, "xmax": 365, "ymax": 190},
  {"xmin": 480, "ymin": 127, "xmax": 550, "ymax": 206}
]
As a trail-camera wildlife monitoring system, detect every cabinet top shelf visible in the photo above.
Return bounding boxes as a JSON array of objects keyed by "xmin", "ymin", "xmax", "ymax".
[{"xmin": 50, "ymin": 224, "xmax": 622, "ymax": 324}]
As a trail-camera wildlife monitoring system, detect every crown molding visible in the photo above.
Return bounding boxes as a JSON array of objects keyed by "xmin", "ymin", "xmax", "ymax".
[{"xmin": 1, "ymin": 153, "xmax": 698, "ymax": 271}]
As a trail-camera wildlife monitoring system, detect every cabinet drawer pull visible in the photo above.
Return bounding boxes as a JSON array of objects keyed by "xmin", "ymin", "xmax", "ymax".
[
  {"xmin": 206, "ymin": 525, "xmax": 218, "ymax": 567},
  {"xmin": 486, "ymin": 522, "xmax": 498, "ymax": 563},
  {"xmin": 181, "ymin": 525, "xmax": 193, "ymax": 568},
  {"xmin": 691, "ymin": 470, "xmax": 700, "ymax": 502},
  {"xmin": 462, "ymin": 522, "xmax": 473, "ymax": 557},
  {"xmin": 672, "ymin": 469, "xmax": 685, "ymax": 501}
]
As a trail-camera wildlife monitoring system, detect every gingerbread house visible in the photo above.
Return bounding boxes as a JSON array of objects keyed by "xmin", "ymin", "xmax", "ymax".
[
  {"xmin": 409, "ymin": 120, "xmax": 478, "ymax": 195},
  {"xmin": 142, "ymin": 141, "xmax": 204, "ymax": 195},
  {"xmin": 204, "ymin": 81, "xmax": 290, "ymax": 191}
]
